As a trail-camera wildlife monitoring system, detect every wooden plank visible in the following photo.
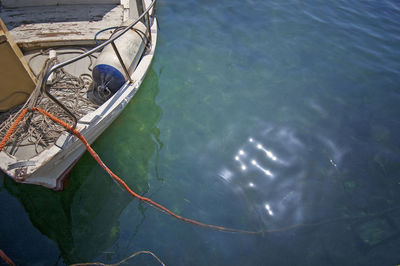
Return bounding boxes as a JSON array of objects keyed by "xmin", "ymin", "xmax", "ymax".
[
  {"xmin": 1, "ymin": 4, "xmax": 124, "ymax": 50},
  {"xmin": 2, "ymin": 0, "xmax": 120, "ymax": 8},
  {"xmin": 0, "ymin": 18, "xmax": 36, "ymax": 111}
]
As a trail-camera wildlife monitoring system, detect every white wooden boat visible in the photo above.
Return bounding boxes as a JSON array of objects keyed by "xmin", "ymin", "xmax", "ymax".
[{"xmin": 0, "ymin": 0, "xmax": 157, "ymax": 190}]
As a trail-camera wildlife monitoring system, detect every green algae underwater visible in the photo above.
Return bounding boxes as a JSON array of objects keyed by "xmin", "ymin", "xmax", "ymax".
[{"xmin": 1, "ymin": 68, "xmax": 161, "ymax": 265}]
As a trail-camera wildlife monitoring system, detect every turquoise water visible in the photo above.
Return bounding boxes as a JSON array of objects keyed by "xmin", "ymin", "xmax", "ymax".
[{"xmin": 1, "ymin": 0, "xmax": 400, "ymax": 265}]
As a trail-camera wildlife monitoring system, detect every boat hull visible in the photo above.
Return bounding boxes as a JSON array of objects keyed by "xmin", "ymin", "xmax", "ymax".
[{"xmin": 0, "ymin": 18, "xmax": 158, "ymax": 190}]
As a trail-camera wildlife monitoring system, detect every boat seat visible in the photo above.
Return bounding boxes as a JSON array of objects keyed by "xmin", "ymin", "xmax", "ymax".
[{"xmin": 0, "ymin": 4, "xmax": 124, "ymax": 50}]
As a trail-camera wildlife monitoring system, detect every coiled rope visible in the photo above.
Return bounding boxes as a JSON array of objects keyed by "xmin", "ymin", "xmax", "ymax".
[{"xmin": 0, "ymin": 52, "xmax": 98, "ymax": 156}]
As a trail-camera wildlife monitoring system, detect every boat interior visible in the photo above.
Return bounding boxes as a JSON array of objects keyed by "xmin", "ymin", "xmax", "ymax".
[{"xmin": 0, "ymin": 0, "xmax": 153, "ymax": 166}]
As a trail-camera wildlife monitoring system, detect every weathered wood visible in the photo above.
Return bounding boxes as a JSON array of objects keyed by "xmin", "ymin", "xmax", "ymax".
[
  {"xmin": 0, "ymin": 18, "xmax": 36, "ymax": 111},
  {"xmin": 0, "ymin": 4, "xmax": 124, "ymax": 50},
  {"xmin": 2, "ymin": 0, "xmax": 120, "ymax": 8}
]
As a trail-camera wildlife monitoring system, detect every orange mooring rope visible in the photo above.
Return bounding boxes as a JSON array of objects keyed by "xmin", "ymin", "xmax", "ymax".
[
  {"xmin": 0, "ymin": 249, "xmax": 15, "ymax": 266},
  {"xmin": 0, "ymin": 109, "xmax": 28, "ymax": 151},
  {"xmin": 0, "ymin": 107, "xmax": 258, "ymax": 234},
  {"xmin": 1, "ymin": 107, "xmax": 399, "ymax": 265}
]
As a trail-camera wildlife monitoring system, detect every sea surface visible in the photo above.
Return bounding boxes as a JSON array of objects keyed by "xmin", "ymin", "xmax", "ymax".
[{"xmin": 1, "ymin": 0, "xmax": 400, "ymax": 265}]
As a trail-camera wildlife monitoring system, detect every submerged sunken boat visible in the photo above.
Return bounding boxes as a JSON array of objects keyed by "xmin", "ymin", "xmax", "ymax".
[{"xmin": 0, "ymin": 0, "xmax": 157, "ymax": 190}]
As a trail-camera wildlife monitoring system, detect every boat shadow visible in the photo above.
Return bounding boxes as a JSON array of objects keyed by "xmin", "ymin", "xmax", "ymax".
[{"xmin": 1, "ymin": 67, "xmax": 162, "ymax": 264}]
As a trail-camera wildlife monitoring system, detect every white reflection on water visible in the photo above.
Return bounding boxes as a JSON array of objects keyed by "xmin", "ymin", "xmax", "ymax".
[
  {"xmin": 307, "ymin": 98, "xmax": 328, "ymax": 117},
  {"xmin": 215, "ymin": 123, "xmax": 347, "ymax": 228},
  {"xmin": 264, "ymin": 204, "xmax": 274, "ymax": 216},
  {"xmin": 251, "ymin": 160, "xmax": 273, "ymax": 178},
  {"xmin": 256, "ymin": 143, "xmax": 277, "ymax": 161},
  {"xmin": 218, "ymin": 168, "xmax": 233, "ymax": 182},
  {"xmin": 276, "ymin": 127, "xmax": 304, "ymax": 148},
  {"xmin": 250, "ymin": 138, "xmax": 289, "ymax": 166},
  {"xmin": 235, "ymin": 150, "xmax": 247, "ymax": 171},
  {"xmin": 319, "ymin": 136, "xmax": 348, "ymax": 168}
]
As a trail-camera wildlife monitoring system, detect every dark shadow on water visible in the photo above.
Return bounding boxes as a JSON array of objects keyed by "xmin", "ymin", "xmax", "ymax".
[{"xmin": 2, "ymin": 67, "xmax": 162, "ymax": 264}]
